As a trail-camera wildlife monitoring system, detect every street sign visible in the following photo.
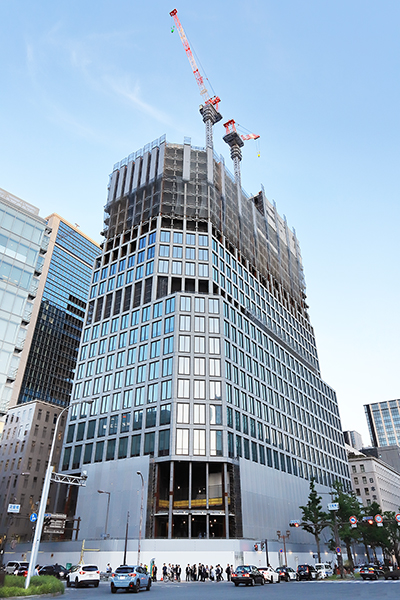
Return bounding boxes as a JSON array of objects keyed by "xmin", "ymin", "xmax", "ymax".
[
  {"xmin": 395, "ymin": 514, "xmax": 400, "ymax": 523},
  {"xmin": 336, "ymin": 547, "xmax": 341, "ymax": 554},
  {"xmin": 43, "ymin": 513, "xmax": 67, "ymax": 535},
  {"xmin": 328, "ymin": 502, "xmax": 339, "ymax": 511},
  {"xmin": 7, "ymin": 504, "xmax": 20, "ymax": 514},
  {"xmin": 349, "ymin": 515, "xmax": 357, "ymax": 528},
  {"xmin": 374, "ymin": 514, "xmax": 383, "ymax": 523},
  {"xmin": 30, "ymin": 513, "xmax": 38, "ymax": 523}
]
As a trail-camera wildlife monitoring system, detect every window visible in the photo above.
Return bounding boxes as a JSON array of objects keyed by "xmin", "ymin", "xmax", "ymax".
[
  {"xmin": 195, "ymin": 297, "xmax": 205, "ymax": 312},
  {"xmin": 194, "ymin": 316, "xmax": 205, "ymax": 332},
  {"xmin": 194, "ymin": 404, "xmax": 206, "ymax": 424},
  {"xmin": 209, "ymin": 338, "xmax": 220, "ymax": 354},
  {"xmin": 198, "ymin": 264, "xmax": 209, "ymax": 277},
  {"xmin": 162, "ymin": 357, "xmax": 173, "ymax": 377},
  {"xmin": 210, "ymin": 405, "xmax": 222, "ymax": 425},
  {"xmin": 209, "ymin": 317, "xmax": 219, "ymax": 333},
  {"xmin": 172, "ymin": 261, "xmax": 182, "ymax": 274},
  {"xmin": 179, "ymin": 335, "xmax": 190, "ymax": 352},
  {"xmin": 144, "ymin": 432, "xmax": 155, "ymax": 455},
  {"xmin": 178, "ymin": 379, "xmax": 190, "ymax": 398},
  {"xmin": 178, "ymin": 356, "xmax": 190, "ymax": 375},
  {"xmin": 360, "ymin": 464, "xmax": 365, "ymax": 472},
  {"xmin": 146, "ymin": 407, "xmax": 157, "ymax": 428},
  {"xmin": 180, "ymin": 296, "xmax": 191, "ymax": 311},
  {"xmin": 160, "ymin": 404, "xmax": 171, "ymax": 425},
  {"xmin": 172, "ymin": 246, "xmax": 183, "ymax": 258},
  {"xmin": 194, "ymin": 357, "xmax": 205, "ymax": 376},
  {"xmin": 194, "ymin": 336, "xmax": 205, "ymax": 353},
  {"xmin": 158, "ymin": 260, "xmax": 169, "ymax": 273},
  {"xmin": 199, "ymin": 234, "xmax": 208, "ymax": 246},
  {"xmin": 95, "ymin": 441, "xmax": 104, "ymax": 462},
  {"xmin": 148, "ymin": 383, "xmax": 159, "ymax": 403},
  {"xmin": 163, "ymin": 336, "xmax": 174, "ymax": 354},
  {"xmin": 150, "ymin": 340, "xmax": 160, "ymax": 358},
  {"xmin": 118, "ymin": 437, "xmax": 128, "ymax": 459},
  {"xmin": 133, "ymin": 410, "xmax": 143, "ymax": 430},
  {"xmin": 210, "ymin": 430, "xmax": 222, "ymax": 456},
  {"xmin": 194, "ymin": 380, "xmax": 205, "ymax": 399},
  {"xmin": 121, "ymin": 413, "xmax": 131, "ymax": 433},
  {"xmin": 176, "ymin": 429, "xmax": 189, "ymax": 455},
  {"xmin": 106, "ymin": 439, "xmax": 116, "ymax": 461},
  {"xmin": 185, "ymin": 247, "xmax": 195, "ymax": 260},
  {"xmin": 179, "ymin": 315, "xmax": 191, "ymax": 331},
  {"xmin": 158, "ymin": 429, "xmax": 170, "ymax": 457},
  {"xmin": 210, "ymin": 381, "xmax": 222, "ymax": 399},
  {"xmin": 194, "ymin": 430, "xmax": 206, "ymax": 455},
  {"xmin": 131, "ymin": 435, "xmax": 141, "ymax": 457},
  {"xmin": 209, "ymin": 358, "xmax": 221, "ymax": 376},
  {"xmin": 177, "ymin": 403, "xmax": 190, "ymax": 424},
  {"xmin": 209, "ymin": 298, "xmax": 219, "ymax": 314}
]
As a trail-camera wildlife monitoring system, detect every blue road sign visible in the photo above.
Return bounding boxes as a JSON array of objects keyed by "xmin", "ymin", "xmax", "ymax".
[{"xmin": 30, "ymin": 513, "xmax": 38, "ymax": 523}]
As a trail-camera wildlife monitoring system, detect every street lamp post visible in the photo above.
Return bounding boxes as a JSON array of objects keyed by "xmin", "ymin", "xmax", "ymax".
[
  {"xmin": 25, "ymin": 400, "xmax": 90, "ymax": 589},
  {"xmin": 97, "ymin": 490, "xmax": 111, "ymax": 539},
  {"xmin": 137, "ymin": 471, "xmax": 145, "ymax": 566}
]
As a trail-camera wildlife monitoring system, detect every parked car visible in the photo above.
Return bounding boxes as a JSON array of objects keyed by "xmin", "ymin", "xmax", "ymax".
[
  {"xmin": 384, "ymin": 568, "xmax": 400, "ymax": 580},
  {"xmin": 38, "ymin": 564, "xmax": 68, "ymax": 579},
  {"xmin": 359, "ymin": 564, "xmax": 385, "ymax": 580},
  {"xmin": 315, "ymin": 563, "xmax": 333, "ymax": 579},
  {"xmin": 15, "ymin": 565, "xmax": 29, "ymax": 577},
  {"xmin": 296, "ymin": 564, "xmax": 318, "ymax": 581},
  {"xmin": 275, "ymin": 566, "xmax": 296, "ymax": 581},
  {"xmin": 111, "ymin": 565, "xmax": 151, "ymax": 593},
  {"xmin": 231, "ymin": 565, "xmax": 265, "ymax": 586},
  {"xmin": 66, "ymin": 564, "xmax": 100, "ymax": 588},
  {"xmin": 5, "ymin": 561, "xmax": 29, "ymax": 575},
  {"xmin": 258, "ymin": 566, "xmax": 280, "ymax": 583}
]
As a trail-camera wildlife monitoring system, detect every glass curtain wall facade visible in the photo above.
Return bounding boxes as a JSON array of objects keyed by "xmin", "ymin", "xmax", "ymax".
[
  {"xmin": 61, "ymin": 137, "xmax": 350, "ymax": 541},
  {"xmin": 365, "ymin": 400, "xmax": 400, "ymax": 447},
  {"xmin": 16, "ymin": 216, "xmax": 101, "ymax": 408},
  {"xmin": 0, "ymin": 189, "xmax": 49, "ymax": 417}
]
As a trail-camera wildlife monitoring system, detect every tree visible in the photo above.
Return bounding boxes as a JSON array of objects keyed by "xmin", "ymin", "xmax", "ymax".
[
  {"xmin": 299, "ymin": 478, "xmax": 329, "ymax": 562},
  {"xmin": 328, "ymin": 481, "xmax": 361, "ymax": 570},
  {"xmin": 358, "ymin": 502, "xmax": 390, "ymax": 563},
  {"xmin": 382, "ymin": 511, "xmax": 400, "ymax": 566}
]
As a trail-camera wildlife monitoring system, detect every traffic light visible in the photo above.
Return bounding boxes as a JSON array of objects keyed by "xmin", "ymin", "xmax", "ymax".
[
  {"xmin": 261, "ymin": 542, "xmax": 265, "ymax": 551},
  {"xmin": 254, "ymin": 543, "xmax": 259, "ymax": 551},
  {"xmin": 289, "ymin": 520, "xmax": 300, "ymax": 527}
]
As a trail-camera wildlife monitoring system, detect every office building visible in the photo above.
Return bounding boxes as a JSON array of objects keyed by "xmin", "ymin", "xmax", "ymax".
[
  {"xmin": 0, "ymin": 188, "xmax": 50, "ymax": 422},
  {"xmin": 0, "ymin": 400, "xmax": 63, "ymax": 542},
  {"xmin": 347, "ymin": 445, "xmax": 400, "ymax": 513},
  {"xmin": 343, "ymin": 430, "xmax": 363, "ymax": 451},
  {"xmin": 0, "ymin": 210, "xmax": 100, "ymax": 543},
  {"xmin": 60, "ymin": 134, "xmax": 350, "ymax": 554},
  {"xmin": 365, "ymin": 400, "xmax": 400, "ymax": 447},
  {"xmin": 11, "ymin": 214, "xmax": 100, "ymax": 409}
]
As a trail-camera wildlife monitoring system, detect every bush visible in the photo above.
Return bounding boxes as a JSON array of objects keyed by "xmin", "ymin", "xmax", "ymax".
[{"xmin": 0, "ymin": 575, "xmax": 64, "ymax": 598}]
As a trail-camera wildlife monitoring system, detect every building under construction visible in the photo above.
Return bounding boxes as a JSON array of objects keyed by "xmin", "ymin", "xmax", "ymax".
[{"xmin": 59, "ymin": 131, "xmax": 349, "ymax": 557}]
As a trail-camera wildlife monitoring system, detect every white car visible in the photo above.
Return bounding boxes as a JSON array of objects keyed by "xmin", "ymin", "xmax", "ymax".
[
  {"xmin": 66, "ymin": 564, "xmax": 100, "ymax": 587},
  {"xmin": 315, "ymin": 563, "xmax": 333, "ymax": 579},
  {"xmin": 259, "ymin": 566, "xmax": 280, "ymax": 583}
]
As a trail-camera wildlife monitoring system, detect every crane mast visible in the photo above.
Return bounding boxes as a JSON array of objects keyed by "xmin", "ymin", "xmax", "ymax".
[{"xmin": 170, "ymin": 8, "xmax": 222, "ymax": 156}]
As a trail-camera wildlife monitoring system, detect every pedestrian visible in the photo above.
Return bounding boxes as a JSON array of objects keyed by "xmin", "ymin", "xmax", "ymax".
[
  {"xmin": 216, "ymin": 565, "xmax": 221, "ymax": 582},
  {"xmin": 152, "ymin": 564, "xmax": 157, "ymax": 582},
  {"xmin": 226, "ymin": 564, "xmax": 231, "ymax": 581},
  {"xmin": 162, "ymin": 563, "xmax": 167, "ymax": 581},
  {"xmin": 186, "ymin": 564, "xmax": 191, "ymax": 582},
  {"xmin": 106, "ymin": 563, "xmax": 112, "ymax": 574},
  {"xmin": 176, "ymin": 564, "xmax": 181, "ymax": 582},
  {"xmin": 210, "ymin": 566, "xmax": 215, "ymax": 581},
  {"xmin": 34, "ymin": 565, "xmax": 40, "ymax": 576}
]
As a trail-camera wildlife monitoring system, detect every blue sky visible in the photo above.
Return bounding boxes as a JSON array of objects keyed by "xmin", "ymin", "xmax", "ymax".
[{"xmin": 1, "ymin": 0, "xmax": 400, "ymax": 445}]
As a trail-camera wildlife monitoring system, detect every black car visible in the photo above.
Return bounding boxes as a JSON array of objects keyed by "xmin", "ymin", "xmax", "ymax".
[
  {"xmin": 296, "ymin": 564, "xmax": 317, "ymax": 581},
  {"xmin": 231, "ymin": 565, "xmax": 265, "ymax": 586},
  {"xmin": 38, "ymin": 564, "xmax": 68, "ymax": 579},
  {"xmin": 359, "ymin": 564, "xmax": 384, "ymax": 580},
  {"xmin": 384, "ymin": 568, "xmax": 400, "ymax": 580},
  {"xmin": 15, "ymin": 565, "xmax": 29, "ymax": 577}
]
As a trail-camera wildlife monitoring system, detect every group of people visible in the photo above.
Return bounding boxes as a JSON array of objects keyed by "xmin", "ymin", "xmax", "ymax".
[{"xmin": 160, "ymin": 563, "xmax": 233, "ymax": 582}]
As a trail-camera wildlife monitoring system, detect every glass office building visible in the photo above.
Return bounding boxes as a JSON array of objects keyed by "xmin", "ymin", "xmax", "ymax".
[
  {"xmin": 0, "ymin": 188, "xmax": 49, "ymax": 418},
  {"xmin": 365, "ymin": 400, "xmax": 400, "ymax": 447},
  {"xmin": 61, "ymin": 136, "xmax": 350, "ymax": 544},
  {"xmin": 14, "ymin": 215, "xmax": 101, "ymax": 408}
]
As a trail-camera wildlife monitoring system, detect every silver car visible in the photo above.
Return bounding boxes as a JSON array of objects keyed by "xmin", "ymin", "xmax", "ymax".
[{"xmin": 111, "ymin": 565, "xmax": 151, "ymax": 593}]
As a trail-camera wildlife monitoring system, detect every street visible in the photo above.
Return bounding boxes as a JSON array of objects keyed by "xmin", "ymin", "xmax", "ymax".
[{"xmin": 64, "ymin": 578, "xmax": 400, "ymax": 600}]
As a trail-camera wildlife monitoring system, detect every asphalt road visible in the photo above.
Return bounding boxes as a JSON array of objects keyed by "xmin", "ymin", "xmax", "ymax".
[{"xmin": 64, "ymin": 578, "xmax": 400, "ymax": 600}]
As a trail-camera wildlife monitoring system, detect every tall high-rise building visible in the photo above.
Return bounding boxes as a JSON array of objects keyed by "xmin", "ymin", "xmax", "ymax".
[
  {"xmin": 0, "ymin": 194, "xmax": 100, "ymax": 545},
  {"xmin": 365, "ymin": 400, "xmax": 400, "ymax": 447},
  {"xmin": 0, "ymin": 188, "xmax": 50, "ymax": 421},
  {"xmin": 343, "ymin": 430, "xmax": 363, "ymax": 451},
  {"xmin": 61, "ymin": 135, "xmax": 350, "ymax": 549},
  {"xmin": 11, "ymin": 214, "xmax": 100, "ymax": 409}
]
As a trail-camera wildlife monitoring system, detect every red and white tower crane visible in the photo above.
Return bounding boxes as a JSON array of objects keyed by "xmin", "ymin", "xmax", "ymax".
[{"xmin": 170, "ymin": 8, "xmax": 222, "ymax": 151}]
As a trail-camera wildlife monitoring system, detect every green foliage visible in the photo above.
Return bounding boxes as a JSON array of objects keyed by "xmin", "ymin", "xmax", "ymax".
[
  {"xmin": 0, "ymin": 575, "xmax": 64, "ymax": 598},
  {"xmin": 299, "ymin": 478, "xmax": 329, "ymax": 561}
]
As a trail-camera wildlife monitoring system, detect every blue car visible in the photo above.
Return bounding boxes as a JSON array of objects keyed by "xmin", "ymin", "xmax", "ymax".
[{"xmin": 111, "ymin": 565, "xmax": 151, "ymax": 593}]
